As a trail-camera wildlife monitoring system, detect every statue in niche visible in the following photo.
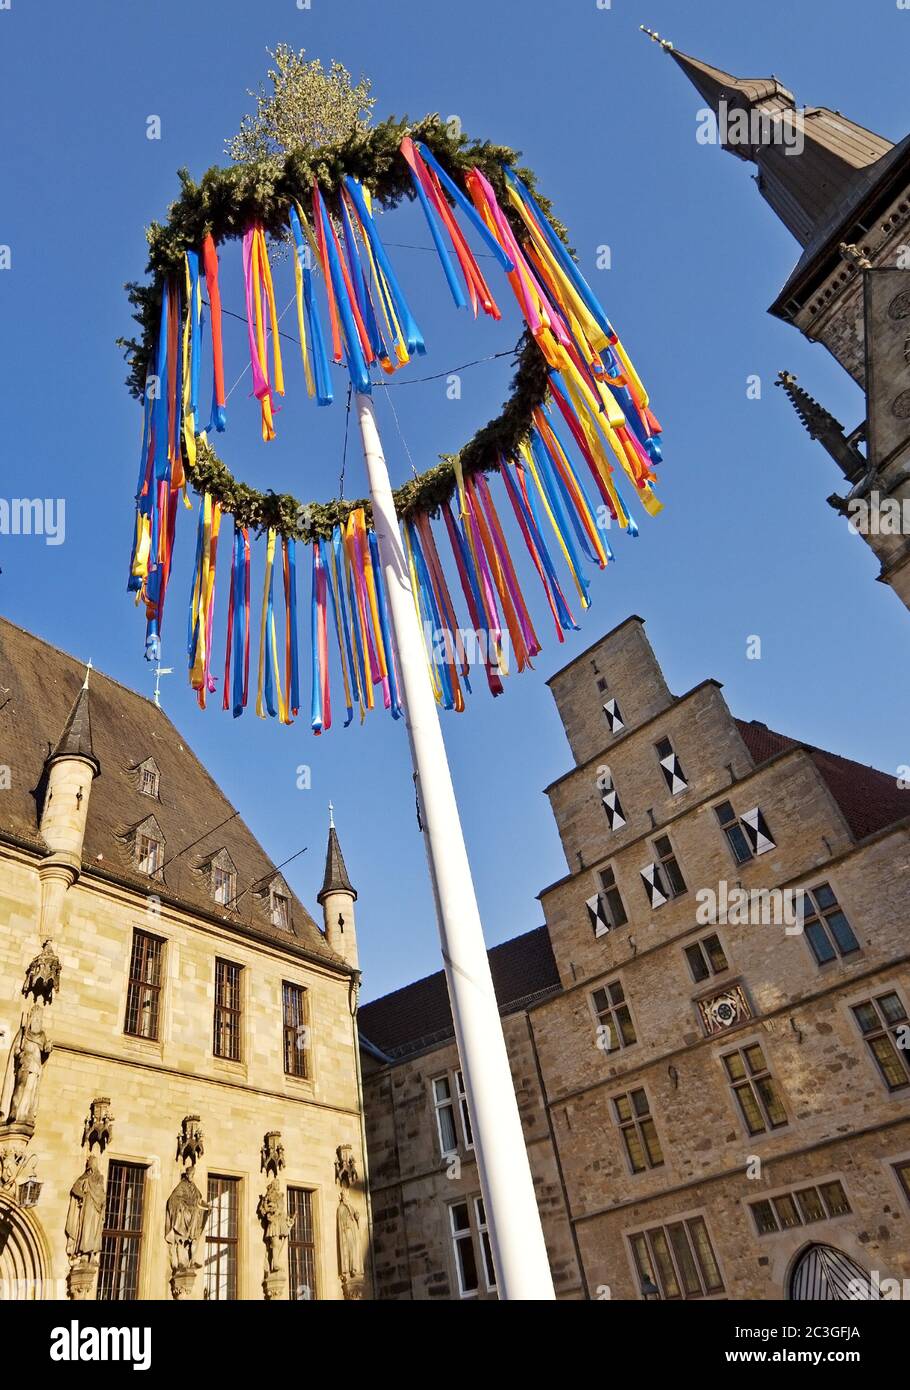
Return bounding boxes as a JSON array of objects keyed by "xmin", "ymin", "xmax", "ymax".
[
  {"xmin": 0, "ymin": 1003, "xmax": 53, "ymax": 1125},
  {"xmin": 164, "ymin": 1169, "xmax": 211, "ymax": 1272},
  {"xmin": 337, "ymin": 1186, "xmax": 361, "ymax": 1280},
  {"xmin": 257, "ymin": 1178, "xmax": 295, "ymax": 1274},
  {"xmin": 65, "ymin": 1156, "xmax": 106, "ymax": 1265}
]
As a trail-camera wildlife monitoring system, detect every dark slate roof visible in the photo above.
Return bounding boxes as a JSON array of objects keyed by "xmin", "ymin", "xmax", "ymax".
[
  {"xmin": 318, "ymin": 825, "xmax": 356, "ymax": 903},
  {"xmin": 358, "ymin": 926, "xmax": 561, "ymax": 1061},
  {"xmin": 735, "ymin": 719, "xmax": 909, "ymax": 841},
  {"xmin": 0, "ymin": 617, "xmax": 343, "ymax": 967},
  {"xmin": 50, "ymin": 679, "xmax": 99, "ymax": 774}
]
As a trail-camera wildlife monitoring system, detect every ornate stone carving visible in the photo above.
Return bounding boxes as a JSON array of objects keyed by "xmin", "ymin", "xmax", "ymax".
[
  {"xmin": 260, "ymin": 1131, "xmax": 285, "ymax": 1177},
  {"xmin": 81, "ymin": 1097, "xmax": 114, "ymax": 1154},
  {"xmin": 334, "ymin": 1144, "xmax": 358, "ymax": 1189},
  {"xmin": 165, "ymin": 1168, "xmax": 212, "ymax": 1299},
  {"xmin": 0, "ymin": 1003, "xmax": 53, "ymax": 1127},
  {"xmin": 257, "ymin": 1177, "xmax": 295, "ymax": 1298},
  {"xmin": 65, "ymin": 1155, "xmax": 105, "ymax": 1299},
  {"xmin": 175, "ymin": 1114, "xmax": 205, "ymax": 1168},
  {"xmin": 22, "ymin": 940, "xmax": 62, "ymax": 1004},
  {"xmin": 0, "ymin": 1128, "xmax": 34, "ymax": 1197}
]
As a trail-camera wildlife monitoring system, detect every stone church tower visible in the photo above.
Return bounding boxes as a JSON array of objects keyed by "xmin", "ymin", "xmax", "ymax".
[{"xmin": 643, "ymin": 28, "xmax": 910, "ymax": 610}]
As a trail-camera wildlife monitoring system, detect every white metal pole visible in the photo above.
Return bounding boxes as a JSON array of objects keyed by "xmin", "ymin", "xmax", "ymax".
[{"xmin": 356, "ymin": 390, "xmax": 555, "ymax": 1301}]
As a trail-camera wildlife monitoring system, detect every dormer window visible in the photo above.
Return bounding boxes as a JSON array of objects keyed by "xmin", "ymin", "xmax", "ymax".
[
  {"xmin": 206, "ymin": 849, "xmax": 238, "ymax": 909},
  {"xmin": 213, "ymin": 865, "xmax": 236, "ymax": 907},
  {"xmin": 136, "ymin": 830, "xmax": 162, "ymax": 876},
  {"xmin": 270, "ymin": 888, "xmax": 291, "ymax": 930},
  {"xmin": 136, "ymin": 757, "xmax": 161, "ymax": 799}
]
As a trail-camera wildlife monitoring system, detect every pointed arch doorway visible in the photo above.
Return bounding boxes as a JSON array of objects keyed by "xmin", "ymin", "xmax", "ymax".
[
  {"xmin": 789, "ymin": 1244, "xmax": 878, "ymax": 1300},
  {"xmin": 0, "ymin": 1194, "xmax": 52, "ymax": 1300}
]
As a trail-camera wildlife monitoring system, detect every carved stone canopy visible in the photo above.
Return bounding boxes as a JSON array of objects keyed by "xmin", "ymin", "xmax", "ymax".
[
  {"xmin": 82, "ymin": 1097, "xmax": 115, "ymax": 1154},
  {"xmin": 176, "ymin": 1115, "xmax": 205, "ymax": 1168},
  {"xmin": 261, "ymin": 1131, "xmax": 286, "ymax": 1177},
  {"xmin": 334, "ymin": 1144, "xmax": 358, "ymax": 1189}
]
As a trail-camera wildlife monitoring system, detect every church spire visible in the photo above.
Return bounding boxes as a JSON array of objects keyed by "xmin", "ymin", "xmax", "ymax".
[
  {"xmin": 642, "ymin": 29, "xmax": 893, "ymax": 247},
  {"xmin": 775, "ymin": 371, "xmax": 867, "ymax": 482}
]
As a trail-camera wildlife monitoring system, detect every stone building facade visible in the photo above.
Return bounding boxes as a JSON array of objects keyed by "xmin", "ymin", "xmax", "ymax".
[
  {"xmin": 360, "ymin": 616, "xmax": 910, "ymax": 1300},
  {"xmin": 0, "ymin": 616, "xmax": 370, "ymax": 1301},
  {"xmin": 643, "ymin": 30, "xmax": 910, "ymax": 611}
]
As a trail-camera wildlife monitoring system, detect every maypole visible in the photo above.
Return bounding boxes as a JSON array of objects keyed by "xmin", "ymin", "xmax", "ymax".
[
  {"xmin": 123, "ymin": 90, "xmax": 667, "ymax": 1303},
  {"xmin": 358, "ymin": 391, "xmax": 555, "ymax": 1300}
]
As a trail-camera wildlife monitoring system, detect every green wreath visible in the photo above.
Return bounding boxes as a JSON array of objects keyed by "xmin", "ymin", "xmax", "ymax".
[{"xmin": 120, "ymin": 114, "xmax": 572, "ymax": 540}]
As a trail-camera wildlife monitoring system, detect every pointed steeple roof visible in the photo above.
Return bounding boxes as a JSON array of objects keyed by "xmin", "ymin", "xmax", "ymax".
[
  {"xmin": 775, "ymin": 371, "xmax": 867, "ymax": 482},
  {"xmin": 642, "ymin": 28, "xmax": 893, "ymax": 248},
  {"xmin": 48, "ymin": 666, "xmax": 100, "ymax": 776},
  {"xmin": 317, "ymin": 811, "xmax": 356, "ymax": 903}
]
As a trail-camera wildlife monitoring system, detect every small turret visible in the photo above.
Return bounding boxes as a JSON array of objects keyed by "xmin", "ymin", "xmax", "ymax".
[
  {"xmin": 318, "ymin": 804, "xmax": 358, "ymax": 970},
  {"xmin": 38, "ymin": 665, "xmax": 100, "ymax": 937}
]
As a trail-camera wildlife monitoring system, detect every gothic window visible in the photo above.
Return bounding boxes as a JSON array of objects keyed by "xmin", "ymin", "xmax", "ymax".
[
  {"xmin": 282, "ymin": 982, "xmax": 310, "ymax": 1079},
  {"xmin": 801, "ymin": 884, "xmax": 860, "ymax": 965},
  {"xmin": 722, "ymin": 1043, "xmax": 787, "ymax": 1135},
  {"xmin": 287, "ymin": 1188, "xmax": 317, "ymax": 1300},
  {"xmin": 629, "ymin": 1217, "xmax": 724, "ymax": 1300},
  {"xmin": 586, "ymin": 866, "xmax": 628, "ymax": 938},
  {"xmin": 97, "ymin": 1163, "xmax": 146, "ymax": 1301},
  {"xmin": 852, "ymin": 992, "xmax": 910, "ymax": 1092},
  {"xmin": 750, "ymin": 1181, "xmax": 851, "ymax": 1236},
  {"xmin": 124, "ymin": 929, "xmax": 164, "ymax": 1040},
  {"xmin": 684, "ymin": 933, "xmax": 729, "ymax": 983},
  {"xmin": 599, "ymin": 767, "xmax": 626, "ymax": 832},
  {"xmin": 655, "ymin": 737, "xmax": 687, "ymax": 795},
  {"xmin": 613, "ymin": 1088, "xmax": 663, "ymax": 1172},
  {"xmin": 204, "ymin": 1176, "xmax": 240, "ymax": 1300},
  {"xmin": 591, "ymin": 980, "xmax": 637, "ymax": 1053},
  {"xmin": 213, "ymin": 959, "xmax": 242, "ymax": 1061}
]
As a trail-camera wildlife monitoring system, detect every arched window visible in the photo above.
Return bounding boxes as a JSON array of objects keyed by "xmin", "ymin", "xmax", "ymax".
[{"xmin": 789, "ymin": 1244, "xmax": 877, "ymax": 1300}]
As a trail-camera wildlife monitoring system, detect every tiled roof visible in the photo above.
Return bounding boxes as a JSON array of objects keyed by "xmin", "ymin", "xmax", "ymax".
[
  {"xmin": 358, "ymin": 926, "xmax": 561, "ymax": 1061},
  {"xmin": 735, "ymin": 719, "xmax": 909, "ymax": 841},
  {"xmin": 0, "ymin": 617, "xmax": 342, "ymax": 967}
]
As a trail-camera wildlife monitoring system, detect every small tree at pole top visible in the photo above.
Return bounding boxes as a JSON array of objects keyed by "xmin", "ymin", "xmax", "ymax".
[{"xmin": 121, "ymin": 54, "xmax": 666, "ymax": 1299}]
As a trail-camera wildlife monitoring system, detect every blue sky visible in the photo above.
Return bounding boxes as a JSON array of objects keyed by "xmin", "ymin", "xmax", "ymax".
[{"xmin": 0, "ymin": 0, "xmax": 907, "ymax": 1002}]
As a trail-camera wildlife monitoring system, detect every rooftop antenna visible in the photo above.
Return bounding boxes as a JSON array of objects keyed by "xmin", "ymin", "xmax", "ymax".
[{"xmin": 152, "ymin": 662, "xmax": 174, "ymax": 708}]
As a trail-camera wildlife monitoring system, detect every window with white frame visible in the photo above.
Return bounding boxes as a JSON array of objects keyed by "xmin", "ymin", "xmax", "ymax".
[
  {"xmin": 448, "ymin": 1197, "xmax": 495, "ymax": 1297},
  {"xmin": 432, "ymin": 1070, "xmax": 472, "ymax": 1156}
]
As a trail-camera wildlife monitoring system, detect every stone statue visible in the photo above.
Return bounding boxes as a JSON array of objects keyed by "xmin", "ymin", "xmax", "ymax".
[
  {"xmin": 0, "ymin": 1003, "xmax": 53, "ymax": 1125},
  {"xmin": 65, "ymin": 1156, "xmax": 106, "ymax": 1264},
  {"xmin": 164, "ymin": 1170, "xmax": 211, "ymax": 1272},
  {"xmin": 22, "ymin": 940, "xmax": 62, "ymax": 1004},
  {"xmin": 257, "ymin": 1178, "xmax": 295, "ymax": 1274},
  {"xmin": 337, "ymin": 1187, "xmax": 361, "ymax": 1279}
]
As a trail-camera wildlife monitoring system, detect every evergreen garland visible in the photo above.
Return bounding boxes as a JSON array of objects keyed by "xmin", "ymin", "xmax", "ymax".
[{"xmin": 120, "ymin": 115, "xmax": 572, "ymax": 539}]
